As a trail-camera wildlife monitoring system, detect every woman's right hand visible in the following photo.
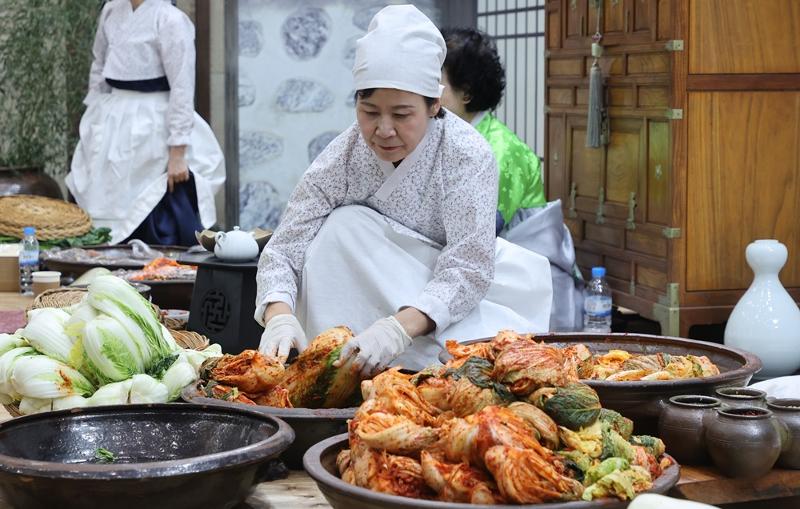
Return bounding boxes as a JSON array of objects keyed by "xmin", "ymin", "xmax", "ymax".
[
  {"xmin": 258, "ymin": 309, "xmax": 308, "ymax": 362},
  {"xmin": 167, "ymin": 145, "xmax": 189, "ymax": 193}
]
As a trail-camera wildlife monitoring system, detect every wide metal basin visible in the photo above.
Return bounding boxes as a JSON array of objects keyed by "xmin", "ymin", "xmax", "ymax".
[{"xmin": 0, "ymin": 403, "xmax": 294, "ymax": 509}]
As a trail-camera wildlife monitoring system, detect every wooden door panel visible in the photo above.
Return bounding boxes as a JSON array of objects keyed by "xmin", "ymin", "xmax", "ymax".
[
  {"xmin": 647, "ymin": 120, "xmax": 669, "ymax": 225},
  {"xmin": 690, "ymin": 0, "xmax": 800, "ymax": 74},
  {"xmin": 567, "ymin": 116, "xmax": 603, "ymax": 207},
  {"xmin": 586, "ymin": 0, "xmax": 624, "ymax": 43},
  {"xmin": 605, "ymin": 118, "xmax": 643, "ymax": 220},
  {"xmin": 656, "ymin": 0, "xmax": 671, "ymax": 41},
  {"xmin": 636, "ymin": 264, "xmax": 667, "ymax": 291},
  {"xmin": 627, "ymin": 0, "xmax": 655, "ymax": 41},
  {"xmin": 687, "ymin": 91, "xmax": 800, "ymax": 291},
  {"xmin": 548, "ymin": 3, "xmax": 561, "ymax": 49},
  {"xmin": 564, "ymin": 0, "xmax": 588, "ymax": 48},
  {"xmin": 627, "ymin": 53, "xmax": 670, "ymax": 74}
]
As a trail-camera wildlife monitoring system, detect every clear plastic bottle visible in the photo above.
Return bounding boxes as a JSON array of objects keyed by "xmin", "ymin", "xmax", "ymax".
[
  {"xmin": 583, "ymin": 266, "xmax": 612, "ymax": 333},
  {"xmin": 18, "ymin": 226, "xmax": 39, "ymax": 296}
]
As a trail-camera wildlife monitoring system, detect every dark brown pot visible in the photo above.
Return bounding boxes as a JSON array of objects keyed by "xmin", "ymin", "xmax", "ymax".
[
  {"xmin": 715, "ymin": 387, "xmax": 767, "ymax": 410},
  {"xmin": 767, "ymin": 398, "xmax": 800, "ymax": 469},
  {"xmin": 658, "ymin": 395, "xmax": 720, "ymax": 465},
  {"xmin": 705, "ymin": 406, "xmax": 782, "ymax": 478},
  {"xmin": 0, "ymin": 166, "xmax": 62, "ymax": 199}
]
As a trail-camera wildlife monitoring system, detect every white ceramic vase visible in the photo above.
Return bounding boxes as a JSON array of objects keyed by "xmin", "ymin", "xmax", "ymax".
[{"xmin": 725, "ymin": 239, "xmax": 800, "ymax": 378}]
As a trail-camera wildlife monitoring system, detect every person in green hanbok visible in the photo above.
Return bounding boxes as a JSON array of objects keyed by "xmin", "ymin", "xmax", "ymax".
[
  {"xmin": 440, "ymin": 27, "xmax": 584, "ymax": 331},
  {"xmin": 440, "ymin": 27, "xmax": 545, "ymax": 233}
]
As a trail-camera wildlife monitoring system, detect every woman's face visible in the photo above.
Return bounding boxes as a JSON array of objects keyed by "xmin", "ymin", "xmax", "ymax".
[
  {"xmin": 440, "ymin": 70, "xmax": 470, "ymax": 121},
  {"xmin": 356, "ymin": 88, "xmax": 440, "ymax": 163}
]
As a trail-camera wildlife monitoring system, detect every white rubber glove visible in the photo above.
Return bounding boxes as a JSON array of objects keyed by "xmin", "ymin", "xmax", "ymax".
[
  {"xmin": 334, "ymin": 316, "xmax": 412, "ymax": 378},
  {"xmin": 258, "ymin": 314, "xmax": 308, "ymax": 362}
]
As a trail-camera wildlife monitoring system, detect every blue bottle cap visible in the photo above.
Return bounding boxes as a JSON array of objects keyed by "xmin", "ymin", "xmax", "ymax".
[
  {"xmin": 591, "ymin": 266, "xmax": 606, "ymax": 278},
  {"xmin": 22, "ymin": 226, "xmax": 35, "ymax": 236}
]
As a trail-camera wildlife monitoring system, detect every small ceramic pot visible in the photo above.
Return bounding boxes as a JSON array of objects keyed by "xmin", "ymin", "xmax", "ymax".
[
  {"xmin": 705, "ymin": 406, "xmax": 782, "ymax": 478},
  {"xmin": 767, "ymin": 398, "xmax": 800, "ymax": 469},
  {"xmin": 715, "ymin": 387, "xmax": 767, "ymax": 410},
  {"xmin": 659, "ymin": 395, "xmax": 720, "ymax": 465}
]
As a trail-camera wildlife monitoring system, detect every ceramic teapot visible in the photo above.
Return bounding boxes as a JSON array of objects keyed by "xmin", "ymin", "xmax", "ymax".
[{"xmin": 214, "ymin": 226, "xmax": 259, "ymax": 261}]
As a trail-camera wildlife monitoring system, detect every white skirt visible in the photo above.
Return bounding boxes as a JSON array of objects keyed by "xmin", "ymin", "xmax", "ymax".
[
  {"xmin": 296, "ymin": 205, "xmax": 553, "ymax": 370},
  {"xmin": 66, "ymin": 89, "xmax": 225, "ymax": 244}
]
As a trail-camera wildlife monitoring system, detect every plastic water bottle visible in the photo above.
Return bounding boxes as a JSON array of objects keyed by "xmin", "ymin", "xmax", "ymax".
[
  {"xmin": 583, "ymin": 266, "xmax": 612, "ymax": 333},
  {"xmin": 18, "ymin": 226, "xmax": 39, "ymax": 296}
]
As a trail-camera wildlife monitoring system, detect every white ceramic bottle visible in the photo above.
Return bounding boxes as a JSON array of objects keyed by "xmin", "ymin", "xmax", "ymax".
[{"xmin": 724, "ymin": 239, "xmax": 800, "ymax": 378}]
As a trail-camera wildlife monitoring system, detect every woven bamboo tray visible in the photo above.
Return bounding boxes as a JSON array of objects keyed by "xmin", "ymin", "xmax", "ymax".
[{"xmin": 0, "ymin": 195, "xmax": 92, "ymax": 240}]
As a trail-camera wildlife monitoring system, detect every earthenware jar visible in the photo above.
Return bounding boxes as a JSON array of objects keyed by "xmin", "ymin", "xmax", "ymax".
[
  {"xmin": 659, "ymin": 395, "xmax": 720, "ymax": 465},
  {"xmin": 715, "ymin": 387, "xmax": 767, "ymax": 410},
  {"xmin": 0, "ymin": 166, "xmax": 62, "ymax": 199},
  {"xmin": 705, "ymin": 406, "xmax": 783, "ymax": 478},
  {"xmin": 767, "ymin": 398, "xmax": 800, "ymax": 469},
  {"xmin": 724, "ymin": 239, "xmax": 800, "ymax": 378}
]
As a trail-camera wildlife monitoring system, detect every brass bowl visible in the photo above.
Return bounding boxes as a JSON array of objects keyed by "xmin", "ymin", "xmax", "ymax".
[
  {"xmin": 304, "ymin": 434, "xmax": 682, "ymax": 509},
  {"xmin": 182, "ymin": 383, "xmax": 354, "ymax": 470},
  {"xmin": 439, "ymin": 332, "xmax": 762, "ymax": 434}
]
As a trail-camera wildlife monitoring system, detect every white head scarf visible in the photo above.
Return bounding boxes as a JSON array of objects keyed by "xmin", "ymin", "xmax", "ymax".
[{"xmin": 352, "ymin": 5, "xmax": 446, "ymax": 98}]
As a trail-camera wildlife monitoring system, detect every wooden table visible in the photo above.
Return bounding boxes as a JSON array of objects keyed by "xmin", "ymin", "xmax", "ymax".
[{"xmin": 1, "ymin": 293, "xmax": 799, "ymax": 508}]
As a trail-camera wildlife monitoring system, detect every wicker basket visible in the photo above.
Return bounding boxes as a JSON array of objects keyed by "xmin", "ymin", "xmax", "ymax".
[
  {"xmin": 0, "ymin": 195, "xmax": 91, "ymax": 240},
  {"xmin": 29, "ymin": 287, "xmax": 88, "ymax": 311}
]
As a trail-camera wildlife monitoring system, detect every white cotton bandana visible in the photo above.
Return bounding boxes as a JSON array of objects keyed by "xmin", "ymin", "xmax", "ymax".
[{"xmin": 352, "ymin": 4, "xmax": 446, "ymax": 98}]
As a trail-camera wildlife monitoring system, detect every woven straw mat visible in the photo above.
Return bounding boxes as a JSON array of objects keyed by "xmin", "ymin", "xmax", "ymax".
[{"xmin": 0, "ymin": 195, "xmax": 91, "ymax": 240}]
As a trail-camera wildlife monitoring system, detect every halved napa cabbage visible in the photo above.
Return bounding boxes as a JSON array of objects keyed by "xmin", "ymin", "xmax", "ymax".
[
  {"xmin": 19, "ymin": 396, "xmax": 53, "ymax": 415},
  {"xmin": 87, "ymin": 379, "xmax": 133, "ymax": 407},
  {"xmin": 11, "ymin": 355, "xmax": 95, "ymax": 399},
  {"xmin": 129, "ymin": 374, "xmax": 169, "ymax": 404},
  {"xmin": 83, "ymin": 315, "xmax": 146, "ymax": 382},
  {"xmin": 0, "ymin": 346, "xmax": 36, "ymax": 403},
  {"xmin": 21, "ymin": 308, "xmax": 74, "ymax": 365}
]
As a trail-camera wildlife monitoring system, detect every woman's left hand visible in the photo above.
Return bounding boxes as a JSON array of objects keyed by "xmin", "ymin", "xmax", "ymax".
[
  {"xmin": 167, "ymin": 145, "xmax": 189, "ymax": 193},
  {"xmin": 334, "ymin": 316, "xmax": 412, "ymax": 378}
]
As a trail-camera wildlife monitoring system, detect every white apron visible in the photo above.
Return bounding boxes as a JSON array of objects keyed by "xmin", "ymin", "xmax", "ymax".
[
  {"xmin": 66, "ymin": 88, "xmax": 225, "ymax": 244},
  {"xmin": 296, "ymin": 205, "xmax": 553, "ymax": 371}
]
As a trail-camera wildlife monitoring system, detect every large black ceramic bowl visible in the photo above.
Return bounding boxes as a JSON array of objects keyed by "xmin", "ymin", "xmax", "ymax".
[
  {"xmin": 439, "ymin": 333, "xmax": 762, "ymax": 434},
  {"xmin": 0, "ymin": 403, "xmax": 294, "ymax": 509},
  {"xmin": 304, "ymin": 434, "xmax": 682, "ymax": 509},
  {"xmin": 182, "ymin": 384, "xmax": 354, "ymax": 470}
]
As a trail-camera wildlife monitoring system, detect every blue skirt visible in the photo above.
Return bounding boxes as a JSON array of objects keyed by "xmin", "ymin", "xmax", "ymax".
[{"xmin": 125, "ymin": 173, "xmax": 203, "ymax": 247}]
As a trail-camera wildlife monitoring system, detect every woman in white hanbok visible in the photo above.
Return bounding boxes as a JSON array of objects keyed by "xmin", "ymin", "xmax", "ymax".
[
  {"xmin": 256, "ymin": 5, "xmax": 553, "ymax": 374},
  {"xmin": 66, "ymin": 0, "xmax": 224, "ymax": 246}
]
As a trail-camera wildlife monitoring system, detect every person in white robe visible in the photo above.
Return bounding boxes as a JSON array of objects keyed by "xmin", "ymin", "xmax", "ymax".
[
  {"xmin": 255, "ymin": 5, "xmax": 553, "ymax": 374},
  {"xmin": 66, "ymin": 0, "xmax": 224, "ymax": 246}
]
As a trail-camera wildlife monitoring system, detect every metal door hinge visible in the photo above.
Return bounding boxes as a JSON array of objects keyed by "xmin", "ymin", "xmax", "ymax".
[
  {"xmin": 659, "ymin": 282, "xmax": 680, "ymax": 308},
  {"xmin": 595, "ymin": 187, "xmax": 605, "ymax": 224},
  {"xmin": 625, "ymin": 191, "xmax": 637, "ymax": 230},
  {"xmin": 568, "ymin": 181, "xmax": 578, "ymax": 218},
  {"xmin": 665, "ymin": 40, "xmax": 685, "ymax": 52},
  {"xmin": 666, "ymin": 109, "xmax": 684, "ymax": 120},
  {"xmin": 662, "ymin": 227, "xmax": 681, "ymax": 239}
]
